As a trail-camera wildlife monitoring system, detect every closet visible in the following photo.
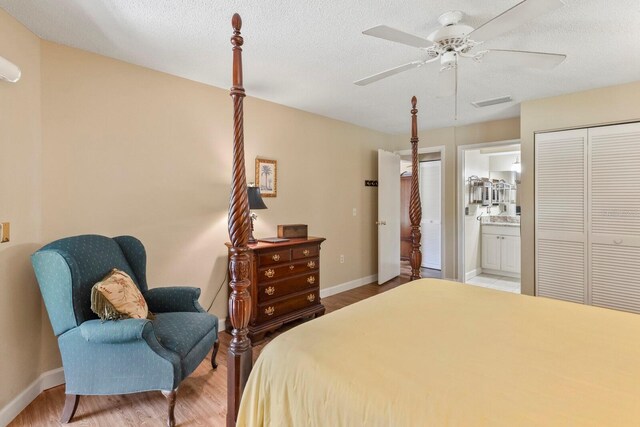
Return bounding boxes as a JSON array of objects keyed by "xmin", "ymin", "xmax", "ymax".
[{"xmin": 535, "ymin": 122, "xmax": 640, "ymax": 313}]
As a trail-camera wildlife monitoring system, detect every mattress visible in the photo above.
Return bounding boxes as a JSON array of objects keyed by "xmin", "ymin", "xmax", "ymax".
[{"xmin": 237, "ymin": 279, "xmax": 640, "ymax": 426}]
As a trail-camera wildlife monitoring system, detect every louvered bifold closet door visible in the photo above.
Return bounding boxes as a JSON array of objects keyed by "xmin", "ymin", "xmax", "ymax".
[
  {"xmin": 535, "ymin": 129, "xmax": 588, "ymax": 303},
  {"xmin": 589, "ymin": 122, "xmax": 640, "ymax": 313}
]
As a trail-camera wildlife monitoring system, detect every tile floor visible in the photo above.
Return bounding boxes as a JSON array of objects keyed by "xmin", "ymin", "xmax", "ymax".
[{"xmin": 466, "ymin": 273, "xmax": 520, "ymax": 294}]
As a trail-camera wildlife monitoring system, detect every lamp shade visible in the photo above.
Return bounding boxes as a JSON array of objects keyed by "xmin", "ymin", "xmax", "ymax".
[{"xmin": 248, "ymin": 186, "xmax": 267, "ymax": 210}]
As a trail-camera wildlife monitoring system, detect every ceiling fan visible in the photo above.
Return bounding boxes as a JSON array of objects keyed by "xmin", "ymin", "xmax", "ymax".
[{"xmin": 354, "ymin": 0, "xmax": 567, "ymax": 118}]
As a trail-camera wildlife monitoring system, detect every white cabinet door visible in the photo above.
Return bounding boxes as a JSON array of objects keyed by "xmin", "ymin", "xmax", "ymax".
[
  {"xmin": 500, "ymin": 236, "xmax": 521, "ymax": 273},
  {"xmin": 482, "ymin": 234, "xmax": 501, "ymax": 270}
]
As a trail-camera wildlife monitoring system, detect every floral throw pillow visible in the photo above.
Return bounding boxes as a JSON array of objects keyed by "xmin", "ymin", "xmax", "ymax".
[{"xmin": 91, "ymin": 269, "xmax": 149, "ymax": 321}]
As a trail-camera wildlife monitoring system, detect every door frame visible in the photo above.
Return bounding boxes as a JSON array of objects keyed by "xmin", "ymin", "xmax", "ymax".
[
  {"xmin": 457, "ymin": 139, "xmax": 520, "ymax": 282},
  {"xmin": 395, "ymin": 145, "xmax": 446, "ymax": 275}
]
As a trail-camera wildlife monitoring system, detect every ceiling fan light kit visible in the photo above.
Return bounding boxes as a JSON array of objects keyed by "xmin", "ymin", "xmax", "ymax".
[{"xmin": 354, "ymin": 0, "xmax": 567, "ymax": 120}]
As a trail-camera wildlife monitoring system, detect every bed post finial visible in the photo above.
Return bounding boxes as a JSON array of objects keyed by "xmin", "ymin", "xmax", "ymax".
[
  {"xmin": 232, "ymin": 13, "xmax": 242, "ymax": 31},
  {"xmin": 227, "ymin": 12, "xmax": 252, "ymax": 427},
  {"xmin": 409, "ymin": 97, "xmax": 422, "ymax": 281}
]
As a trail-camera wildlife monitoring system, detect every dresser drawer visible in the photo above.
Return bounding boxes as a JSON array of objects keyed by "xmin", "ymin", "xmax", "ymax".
[
  {"xmin": 292, "ymin": 244, "xmax": 319, "ymax": 260},
  {"xmin": 258, "ymin": 258, "xmax": 319, "ymax": 284},
  {"xmin": 257, "ymin": 288, "xmax": 320, "ymax": 323},
  {"xmin": 258, "ymin": 249, "xmax": 291, "ymax": 266},
  {"xmin": 259, "ymin": 272, "xmax": 319, "ymax": 302}
]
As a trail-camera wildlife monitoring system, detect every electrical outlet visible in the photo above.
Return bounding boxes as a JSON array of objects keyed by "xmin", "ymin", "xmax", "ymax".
[
  {"xmin": 0, "ymin": 222, "xmax": 9, "ymax": 243},
  {"xmin": 352, "ymin": 208, "xmax": 357, "ymax": 216},
  {"xmin": 340, "ymin": 254, "xmax": 345, "ymax": 264}
]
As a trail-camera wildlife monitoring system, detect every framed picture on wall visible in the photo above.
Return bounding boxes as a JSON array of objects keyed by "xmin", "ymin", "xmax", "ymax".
[{"xmin": 255, "ymin": 158, "xmax": 277, "ymax": 197}]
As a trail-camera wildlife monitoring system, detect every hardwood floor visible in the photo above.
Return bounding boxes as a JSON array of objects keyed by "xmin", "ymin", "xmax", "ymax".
[{"xmin": 10, "ymin": 265, "xmax": 437, "ymax": 426}]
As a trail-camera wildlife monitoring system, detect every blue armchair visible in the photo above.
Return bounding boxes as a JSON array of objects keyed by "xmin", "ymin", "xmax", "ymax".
[{"xmin": 31, "ymin": 235, "xmax": 219, "ymax": 426}]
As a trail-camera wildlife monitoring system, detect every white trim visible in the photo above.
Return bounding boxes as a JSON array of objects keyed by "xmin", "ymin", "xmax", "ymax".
[
  {"xmin": 457, "ymin": 139, "xmax": 521, "ymax": 282},
  {"xmin": 320, "ymin": 274, "xmax": 378, "ymax": 298},
  {"xmin": 481, "ymin": 268, "xmax": 521, "ymax": 279},
  {"xmin": 394, "ymin": 145, "xmax": 447, "ymax": 279},
  {"xmin": 218, "ymin": 318, "xmax": 226, "ymax": 332},
  {"xmin": 0, "ymin": 367, "xmax": 65, "ymax": 426},
  {"xmin": 465, "ymin": 268, "xmax": 482, "ymax": 282}
]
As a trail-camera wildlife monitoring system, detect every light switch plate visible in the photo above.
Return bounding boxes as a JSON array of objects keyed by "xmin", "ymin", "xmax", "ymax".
[{"xmin": 0, "ymin": 222, "xmax": 10, "ymax": 243}]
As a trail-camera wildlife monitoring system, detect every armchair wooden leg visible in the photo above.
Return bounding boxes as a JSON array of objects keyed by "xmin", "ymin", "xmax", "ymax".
[
  {"xmin": 161, "ymin": 389, "xmax": 177, "ymax": 427},
  {"xmin": 60, "ymin": 394, "xmax": 80, "ymax": 424},
  {"xmin": 212, "ymin": 339, "xmax": 220, "ymax": 369}
]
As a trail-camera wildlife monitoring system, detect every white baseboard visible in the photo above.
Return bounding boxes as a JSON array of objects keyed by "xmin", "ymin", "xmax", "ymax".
[
  {"xmin": 320, "ymin": 274, "xmax": 378, "ymax": 298},
  {"xmin": 481, "ymin": 268, "xmax": 521, "ymax": 279},
  {"xmin": 0, "ymin": 367, "xmax": 65, "ymax": 426},
  {"xmin": 218, "ymin": 318, "xmax": 225, "ymax": 332},
  {"xmin": 465, "ymin": 268, "xmax": 482, "ymax": 281}
]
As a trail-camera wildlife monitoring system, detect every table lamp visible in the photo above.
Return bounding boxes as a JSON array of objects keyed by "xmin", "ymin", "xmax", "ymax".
[{"xmin": 247, "ymin": 185, "xmax": 267, "ymax": 244}]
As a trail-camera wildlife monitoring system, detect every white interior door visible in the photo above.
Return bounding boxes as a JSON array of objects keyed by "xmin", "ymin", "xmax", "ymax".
[
  {"xmin": 378, "ymin": 149, "xmax": 401, "ymax": 284},
  {"xmin": 420, "ymin": 161, "xmax": 441, "ymax": 269}
]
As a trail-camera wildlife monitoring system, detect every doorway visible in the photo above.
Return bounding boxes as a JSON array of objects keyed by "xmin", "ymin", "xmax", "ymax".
[{"xmin": 457, "ymin": 140, "xmax": 521, "ymax": 293}]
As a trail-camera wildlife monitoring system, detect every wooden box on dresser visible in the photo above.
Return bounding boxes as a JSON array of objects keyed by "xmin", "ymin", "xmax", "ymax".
[{"xmin": 226, "ymin": 237, "xmax": 326, "ymax": 342}]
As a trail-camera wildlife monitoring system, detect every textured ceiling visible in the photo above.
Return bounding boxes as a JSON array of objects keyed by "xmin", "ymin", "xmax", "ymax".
[{"xmin": 1, "ymin": 0, "xmax": 639, "ymax": 133}]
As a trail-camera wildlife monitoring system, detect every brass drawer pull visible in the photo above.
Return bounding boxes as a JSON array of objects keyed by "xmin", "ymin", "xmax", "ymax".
[
  {"xmin": 265, "ymin": 268, "xmax": 275, "ymax": 278},
  {"xmin": 265, "ymin": 286, "xmax": 275, "ymax": 296},
  {"xmin": 307, "ymin": 276, "xmax": 316, "ymax": 285},
  {"xmin": 307, "ymin": 294, "xmax": 316, "ymax": 302},
  {"xmin": 302, "ymin": 249, "xmax": 310, "ymax": 256},
  {"xmin": 265, "ymin": 306, "xmax": 275, "ymax": 316},
  {"xmin": 289, "ymin": 265, "xmax": 295, "ymax": 270},
  {"xmin": 272, "ymin": 254, "xmax": 281, "ymax": 262},
  {"xmin": 307, "ymin": 261, "xmax": 316, "ymax": 269}
]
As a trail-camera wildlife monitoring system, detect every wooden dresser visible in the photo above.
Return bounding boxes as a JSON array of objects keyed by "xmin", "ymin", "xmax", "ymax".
[{"xmin": 226, "ymin": 237, "xmax": 326, "ymax": 342}]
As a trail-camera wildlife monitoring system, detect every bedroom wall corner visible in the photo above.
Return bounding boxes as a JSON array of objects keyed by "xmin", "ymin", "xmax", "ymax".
[{"xmin": 0, "ymin": 7, "xmax": 61, "ymax": 415}]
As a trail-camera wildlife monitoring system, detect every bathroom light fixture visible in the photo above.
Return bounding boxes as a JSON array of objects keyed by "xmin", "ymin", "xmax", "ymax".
[
  {"xmin": 0, "ymin": 55, "xmax": 21, "ymax": 83},
  {"xmin": 511, "ymin": 156, "xmax": 521, "ymax": 173}
]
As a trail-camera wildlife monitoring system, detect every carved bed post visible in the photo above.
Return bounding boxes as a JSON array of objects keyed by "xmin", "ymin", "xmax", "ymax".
[
  {"xmin": 409, "ymin": 96, "xmax": 422, "ymax": 281},
  {"xmin": 227, "ymin": 13, "xmax": 252, "ymax": 427}
]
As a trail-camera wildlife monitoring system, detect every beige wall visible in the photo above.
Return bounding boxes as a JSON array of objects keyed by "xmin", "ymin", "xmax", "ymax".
[
  {"xmin": 40, "ymin": 41, "xmax": 389, "ymax": 319},
  {"xmin": 520, "ymin": 81, "xmax": 640, "ymax": 296},
  {"xmin": 391, "ymin": 117, "xmax": 521, "ymax": 280},
  {"xmin": 2, "ymin": 10, "xmax": 393, "ymax": 412},
  {"xmin": 0, "ymin": 9, "xmax": 58, "ymax": 410}
]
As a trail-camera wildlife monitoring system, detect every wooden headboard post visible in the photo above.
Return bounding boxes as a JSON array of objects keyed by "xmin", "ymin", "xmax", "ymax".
[
  {"xmin": 227, "ymin": 13, "xmax": 252, "ymax": 427},
  {"xmin": 409, "ymin": 96, "xmax": 422, "ymax": 280}
]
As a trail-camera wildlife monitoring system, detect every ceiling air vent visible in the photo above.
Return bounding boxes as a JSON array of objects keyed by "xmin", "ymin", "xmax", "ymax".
[{"xmin": 471, "ymin": 95, "xmax": 513, "ymax": 108}]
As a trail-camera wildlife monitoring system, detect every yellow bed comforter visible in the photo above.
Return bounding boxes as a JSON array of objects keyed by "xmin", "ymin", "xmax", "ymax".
[{"xmin": 237, "ymin": 279, "xmax": 640, "ymax": 426}]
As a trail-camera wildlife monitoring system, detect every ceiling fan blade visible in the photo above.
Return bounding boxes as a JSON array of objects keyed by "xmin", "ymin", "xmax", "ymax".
[
  {"xmin": 354, "ymin": 61, "xmax": 423, "ymax": 86},
  {"xmin": 469, "ymin": 0, "xmax": 564, "ymax": 42},
  {"xmin": 484, "ymin": 49, "xmax": 566, "ymax": 69},
  {"xmin": 436, "ymin": 67, "xmax": 456, "ymax": 98},
  {"xmin": 362, "ymin": 25, "xmax": 432, "ymax": 48}
]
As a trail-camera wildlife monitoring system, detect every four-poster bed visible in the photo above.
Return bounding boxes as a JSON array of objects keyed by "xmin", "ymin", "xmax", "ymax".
[
  {"xmin": 225, "ymin": 13, "xmax": 640, "ymax": 427},
  {"xmin": 225, "ymin": 14, "xmax": 423, "ymax": 424}
]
